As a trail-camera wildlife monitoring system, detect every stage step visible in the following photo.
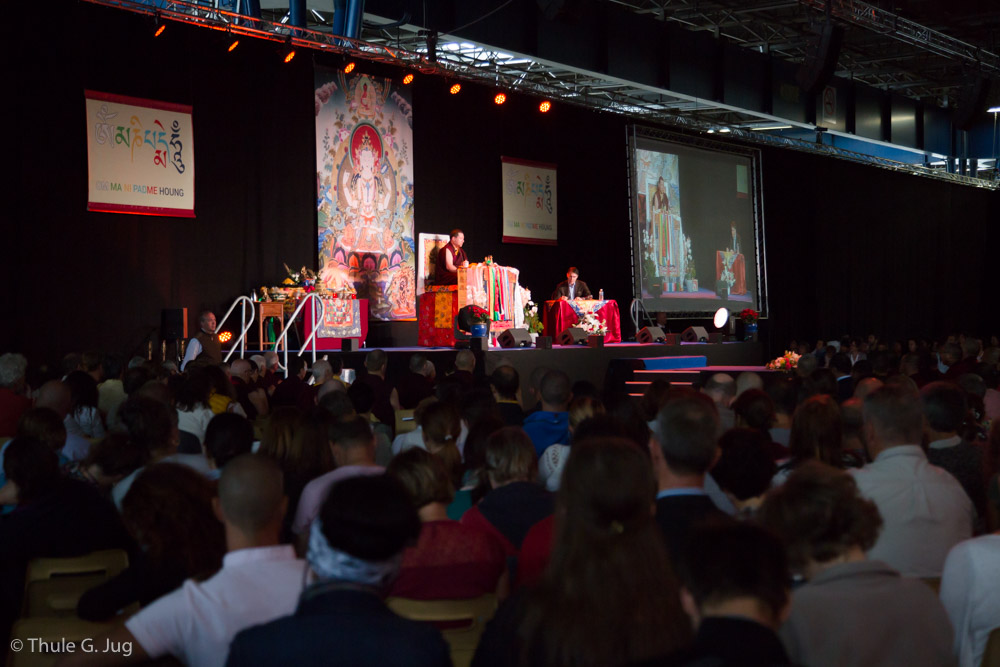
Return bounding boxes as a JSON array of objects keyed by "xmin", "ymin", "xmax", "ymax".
[{"xmin": 637, "ymin": 356, "xmax": 708, "ymax": 370}]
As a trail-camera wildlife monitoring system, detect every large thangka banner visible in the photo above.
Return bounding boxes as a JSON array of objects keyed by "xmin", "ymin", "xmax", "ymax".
[
  {"xmin": 85, "ymin": 90, "xmax": 194, "ymax": 217},
  {"xmin": 315, "ymin": 69, "xmax": 415, "ymax": 320}
]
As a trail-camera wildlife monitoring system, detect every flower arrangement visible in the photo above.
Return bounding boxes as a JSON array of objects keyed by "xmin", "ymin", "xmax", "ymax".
[
  {"xmin": 523, "ymin": 300, "xmax": 544, "ymax": 334},
  {"xmin": 579, "ymin": 311, "xmax": 609, "ymax": 336},
  {"xmin": 468, "ymin": 305, "xmax": 491, "ymax": 325},
  {"xmin": 766, "ymin": 350, "xmax": 801, "ymax": 371},
  {"xmin": 684, "ymin": 236, "xmax": 696, "ymax": 280},
  {"xmin": 739, "ymin": 309, "xmax": 759, "ymax": 324}
]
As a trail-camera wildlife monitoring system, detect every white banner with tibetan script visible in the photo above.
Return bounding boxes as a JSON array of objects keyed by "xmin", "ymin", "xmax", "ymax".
[
  {"xmin": 501, "ymin": 156, "xmax": 557, "ymax": 245},
  {"xmin": 85, "ymin": 91, "xmax": 195, "ymax": 217}
]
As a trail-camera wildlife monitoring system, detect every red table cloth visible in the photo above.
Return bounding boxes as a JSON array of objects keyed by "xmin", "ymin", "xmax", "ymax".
[
  {"xmin": 715, "ymin": 252, "xmax": 747, "ymax": 295},
  {"xmin": 543, "ymin": 300, "xmax": 621, "ymax": 343}
]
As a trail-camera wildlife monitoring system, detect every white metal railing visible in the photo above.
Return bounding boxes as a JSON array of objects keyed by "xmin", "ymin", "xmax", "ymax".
[
  {"xmin": 219, "ymin": 296, "xmax": 256, "ymax": 363},
  {"xmin": 272, "ymin": 293, "xmax": 326, "ymax": 377}
]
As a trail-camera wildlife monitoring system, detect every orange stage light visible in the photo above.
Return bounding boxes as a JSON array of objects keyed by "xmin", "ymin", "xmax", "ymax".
[
  {"xmin": 344, "ymin": 62, "xmax": 356, "ymax": 73},
  {"xmin": 218, "ymin": 331, "xmax": 233, "ymax": 343},
  {"xmin": 402, "ymin": 73, "xmax": 414, "ymax": 85},
  {"xmin": 539, "ymin": 100, "xmax": 552, "ymax": 113},
  {"xmin": 228, "ymin": 39, "xmax": 239, "ymax": 52},
  {"xmin": 284, "ymin": 49, "xmax": 296, "ymax": 63},
  {"xmin": 154, "ymin": 24, "xmax": 166, "ymax": 37},
  {"xmin": 449, "ymin": 83, "xmax": 462, "ymax": 95},
  {"xmin": 494, "ymin": 93, "xmax": 506, "ymax": 105}
]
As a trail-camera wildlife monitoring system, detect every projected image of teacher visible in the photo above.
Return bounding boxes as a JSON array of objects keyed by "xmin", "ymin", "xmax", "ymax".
[{"xmin": 552, "ymin": 267, "xmax": 592, "ymax": 301}]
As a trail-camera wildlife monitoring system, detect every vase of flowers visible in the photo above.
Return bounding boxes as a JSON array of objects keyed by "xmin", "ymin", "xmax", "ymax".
[
  {"xmin": 740, "ymin": 309, "xmax": 759, "ymax": 342},
  {"xmin": 523, "ymin": 300, "xmax": 544, "ymax": 335},
  {"xmin": 766, "ymin": 350, "xmax": 801, "ymax": 372},
  {"xmin": 469, "ymin": 305, "xmax": 491, "ymax": 338},
  {"xmin": 579, "ymin": 312, "xmax": 609, "ymax": 345}
]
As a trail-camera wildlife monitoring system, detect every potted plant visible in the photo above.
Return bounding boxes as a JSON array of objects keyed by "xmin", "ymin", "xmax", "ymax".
[
  {"xmin": 523, "ymin": 300, "xmax": 544, "ymax": 343},
  {"xmin": 468, "ymin": 305, "xmax": 491, "ymax": 338}
]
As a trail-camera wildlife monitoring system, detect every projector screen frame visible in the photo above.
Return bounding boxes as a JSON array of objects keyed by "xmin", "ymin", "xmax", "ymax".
[{"xmin": 626, "ymin": 125, "xmax": 768, "ymax": 320}]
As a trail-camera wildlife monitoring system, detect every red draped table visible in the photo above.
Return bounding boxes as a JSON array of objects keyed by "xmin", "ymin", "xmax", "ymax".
[
  {"xmin": 715, "ymin": 252, "xmax": 747, "ymax": 295},
  {"xmin": 543, "ymin": 300, "xmax": 622, "ymax": 343},
  {"xmin": 302, "ymin": 298, "xmax": 369, "ymax": 350}
]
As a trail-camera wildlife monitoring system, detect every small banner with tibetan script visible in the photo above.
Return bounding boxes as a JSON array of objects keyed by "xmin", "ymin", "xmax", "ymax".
[
  {"xmin": 501, "ymin": 156, "xmax": 557, "ymax": 245},
  {"xmin": 85, "ymin": 90, "xmax": 195, "ymax": 217}
]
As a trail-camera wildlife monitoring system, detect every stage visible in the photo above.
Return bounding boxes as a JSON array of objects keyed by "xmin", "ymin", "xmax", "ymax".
[{"xmin": 245, "ymin": 341, "xmax": 764, "ymax": 403}]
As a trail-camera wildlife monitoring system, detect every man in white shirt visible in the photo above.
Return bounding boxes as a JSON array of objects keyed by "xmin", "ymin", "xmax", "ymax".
[
  {"xmin": 851, "ymin": 385, "xmax": 973, "ymax": 577},
  {"xmin": 63, "ymin": 455, "xmax": 305, "ymax": 667}
]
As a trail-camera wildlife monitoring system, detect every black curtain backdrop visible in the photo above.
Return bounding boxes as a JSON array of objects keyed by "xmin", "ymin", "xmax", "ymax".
[{"xmin": 6, "ymin": 3, "xmax": 999, "ymax": 367}]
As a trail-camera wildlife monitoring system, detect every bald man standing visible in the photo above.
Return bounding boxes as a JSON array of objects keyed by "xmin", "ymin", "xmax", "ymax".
[{"xmin": 64, "ymin": 455, "xmax": 305, "ymax": 667}]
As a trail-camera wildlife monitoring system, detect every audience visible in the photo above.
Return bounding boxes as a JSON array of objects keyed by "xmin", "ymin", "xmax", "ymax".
[
  {"xmin": 473, "ymin": 437, "xmax": 691, "ymax": 667},
  {"xmin": 490, "ymin": 364, "xmax": 524, "ymax": 426},
  {"xmin": 0, "ymin": 353, "xmax": 31, "ymax": 437},
  {"xmin": 852, "ymin": 385, "xmax": 973, "ymax": 576},
  {"xmin": 759, "ymin": 461, "xmax": 954, "ymax": 666},
  {"xmin": 65, "ymin": 456, "xmax": 304, "ymax": 667},
  {"xmin": 387, "ymin": 448, "xmax": 507, "ymax": 600},
  {"xmin": 226, "ymin": 475, "xmax": 450, "ymax": 667},
  {"xmin": 522, "ymin": 369, "xmax": 572, "ymax": 456},
  {"xmin": 63, "ymin": 370, "xmax": 106, "ymax": 439},
  {"xmin": 940, "ymin": 529, "xmax": 1000, "ymax": 667},
  {"xmin": 652, "ymin": 390, "xmax": 733, "ymax": 557}
]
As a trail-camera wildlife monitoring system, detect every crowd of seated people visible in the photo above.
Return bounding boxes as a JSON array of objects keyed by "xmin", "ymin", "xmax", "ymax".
[{"xmin": 0, "ymin": 332, "xmax": 998, "ymax": 666}]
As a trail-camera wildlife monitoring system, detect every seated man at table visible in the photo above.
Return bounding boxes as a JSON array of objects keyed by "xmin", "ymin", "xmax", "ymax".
[
  {"xmin": 434, "ymin": 228, "xmax": 468, "ymax": 286},
  {"xmin": 551, "ymin": 267, "xmax": 592, "ymax": 301}
]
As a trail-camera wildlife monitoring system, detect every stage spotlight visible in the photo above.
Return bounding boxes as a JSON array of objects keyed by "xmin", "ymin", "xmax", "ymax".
[
  {"xmin": 539, "ymin": 100, "xmax": 552, "ymax": 113},
  {"xmin": 402, "ymin": 73, "xmax": 415, "ymax": 85},
  {"xmin": 344, "ymin": 61, "xmax": 356, "ymax": 74},
  {"xmin": 449, "ymin": 83, "xmax": 462, "ymax": 95},
  {"xmin": 228, "ymin": 39, "xmax": 239, "ymax": 52},
  {"xmin": 218, "ymin": 331, "xmax": 233, "ymax": 344},
  {"xmin": 494, "ymin": 92, "xmax": 506, "ymax": 105},
  {"xmin": 713, "ymin": 307, "xmax": 729, "ymax": 329},
  {"xmin": 284, "ymin": 48, "xmax": 296, "ymax": 63},
  {"xmin": 153, "ymin": 17, "xmax": 166, "ymax": 38}
]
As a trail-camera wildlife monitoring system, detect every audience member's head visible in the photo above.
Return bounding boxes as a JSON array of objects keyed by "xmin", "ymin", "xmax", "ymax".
[
  {"xmin": 216, "ymin": 455, "xmax": 286, "ymax": 539},
  {"xmin": 230, "ymin": 359, "xmax": 253, "ymax": 386},
  {"xmin": 310, "ymin": 360, "xmax": 333, "ymax": 385},
  {"xmin": 863, "ymin": 384, "xmax": 924, "ymax": 454},
  {"xmin": 387, "ymin": 447, "xmax": 455, "ymax": 510},
  {"xmin": 0, "ymin": 353, "xmax": 28, "ymax": 393},
  {"xmin": 484, "ymin": 426, "xmax": 538, "ymax": 488},
  {"xmin": 675, "ymin": 523, "xmax": 790, "ymax": 631},
  {"xmin": 454, "ymin": 349, "xmax": 476, "ymax": 373},
  {"xmin": 121, "ymin": 462, "xmax": 226, "ymax": 575},
  {"xmin": 307, "ymin": 475, "xmax": 420, "ymax": 590},
  {"xmin": 3, "ymin": 437, "xmax": 60, "ymax": 503},
  {"xmin": 34, "ymin": 380, "xmax": 72, "ymax": 419},
  {"xmin": 735, "ymin": 372, "xmax": 764, "ymax": 398},
  {"xmin": 118, "ymin": 395, "xmax": 178, "ymax": 458},
  {"xmin": 257, "ymin": 407, "xmax": 302, "ymax": 470},
  {"xmin": 315, "ymin": 379, "xmax": 346, "ymax": 404},
  {"xmin": 346, "ymin": 379, "xmax": 375, "ymax": 415},
  {"xmin": 800, "ymin": 368, "xmax": 836, "ymax": 400},
  {"xmin": 789, "ymin": 395, "xmax": 844, "ymax": 467},
  {"xmin": 656, "ymin": 391, "xmax": 719, "ymax": 477},
  {"xmin": 702, "ymin": 374, "xmax": 736, "ymax": 407},
  {"xmin": 82, "ymin": 433, "xmax": 144, "ymax": 487},
  {"xmin": 712, "ymin": 428, "xmax": 777, "ymax": 506},
  {"xmin": 640, "ymin": 379, "xmax": 672, "ymax": 422},
  {"xmin": 419, "ymin": 401, "xmax": 462, "ymax": 485},
  {"xmin": 318, "ymin": 388, "xmax": 356, "ymax": 419},
  {"xmin": 766, "ymin": 375, "xmax": 799, "ymax": 420},
  {"xmin": 490, "ymin": 364, "xmax": 520, "ymax": 402},
  {"xmin": 759, "ymin": 461, "xmax": 882, "ymax": 577},
  {"xmin": 204, "ymin": 413, "xmax": 255, "ymax": 469},
  {"xmin": 329, "ymin": 414, "xmax": 375, "ymax": 466},
  {"xmin": 568, "ymin": 395, "xmax": 604, "ymax": 431},
  {"xmin": 540, "ymin": 370, "xmax": 572, "ymax": 412},
  {"xmin": 921, "ymin": 381, "xmax": 967, "ymax": 437},
  {"xmin": 731, "ymin": 389, "xmax": 775, "ymax": 434},
  {"xmin": 174, "ymin": 369, "xmax": 212, "ymax": 411},
  {"xmin": 520, "ymin": 437, "xmax": 690, "ymax": 665},
  {"xmin": 831, "ymin": 352, "xmax": 853, "ymax": 376},
  {"xmin": 17, "ymin": 408, "xmax": 67, "ymax": 454},
  {"xmin": 365, "ymin": 349, "xmax": 388, "ymax": 376},
  {"xmin": 853, "ymin": 376, "xmax": 883, "ymax": 400},
  {"xmin": 795, "ymin": 354, "xmax": 818, "ymax": 378}
]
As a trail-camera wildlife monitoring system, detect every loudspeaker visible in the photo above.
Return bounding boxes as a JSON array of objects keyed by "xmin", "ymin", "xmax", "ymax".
[
  {"xmin": 637, "ymin": 326, "xmax": 666, "ymax": 344},
  {"xmin": 708, "ymin": 332, "xmax": 724, "ymax": 344},
  {"xmin": 796, "ymin": 20, "xmax": 844, "ymax": 94},
  {"xmin": 588, "ymin": 335, "xmax": 604, "ymax": 349},
  {"xmin": 559, "ymin": 327, "xmax": 588, "ymax": 345},
  {"xmin": 161, "ymin": 308, "xmax": 188, "ymax": 341},
  {"xmin": 681, "ymin": 326, "xmax": 709, "ymax": 343},
  {"xmin": 341, "ymin": 339, "xmax": 359, "ymax": 352},
  {"xmin": 497, "ymin": 328, "xmax": 532, "ymax": 348},
  {"xmin": 535, "ymin": 336, "xmax": 553, "ymax": 349},
  {"xmin": 471, "ymin": 337, "xmax": 489, "ymax": 352}
]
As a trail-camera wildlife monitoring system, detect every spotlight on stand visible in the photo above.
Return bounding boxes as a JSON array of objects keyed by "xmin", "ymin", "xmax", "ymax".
[
  {"xmin": 713, "ymin": 307, "xmax": 729, "ymax": 330},
  {"xmin": 218, "ymin": 331, "xmax": 233, "ymax": 344}
]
